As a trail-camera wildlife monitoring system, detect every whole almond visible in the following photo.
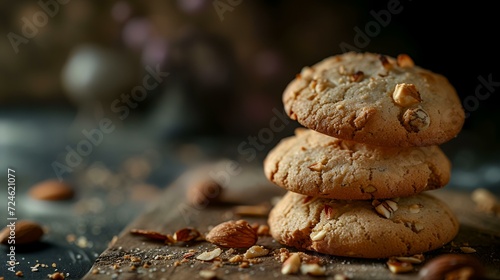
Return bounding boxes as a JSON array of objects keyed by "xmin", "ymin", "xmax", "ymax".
[
  {"xmin": 419, "ymin": 254, "xmax": 484, "ymax": 280},
  {"xmin": 29, "ymin": 179, "xmax": 74, "ymax": 201},
  {"xmin": 186, "ymin": 179, "xmax": 223, "ymax": 207},
  {"xmin": 0, "ymin": 220, "xmax": 44, "ymax": 245},
  {"xmin": 205, "ymin": 220, "xmax": 257, "ymax": 248}
]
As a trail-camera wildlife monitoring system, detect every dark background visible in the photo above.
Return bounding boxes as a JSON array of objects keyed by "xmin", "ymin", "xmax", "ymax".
[{"xmin": 0, "ymin": 1, "xmax": 499, "ymax": 278}]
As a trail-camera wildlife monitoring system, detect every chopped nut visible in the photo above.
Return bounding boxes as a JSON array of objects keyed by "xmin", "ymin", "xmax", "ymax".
[
  {"xmin": 91, "ymin": 268, "xmax": 99, "ymax": 275},
  {"xmin": 15, "ymin": 271, "xmax": 23, "ymax": 277},
  {"xmin": 310, "ymin": 229, "xmax": 327, "ymax": 241},
  {"xmin": 362, "ymin": 185, "xmax": 377, "ymax": 194},
  {"xmin": 229, "ymin": 255, "xmax": 244, "ymax": 263},
  {"xmin": 300, "ymin": 67, "xmax": 314, "ymax": 81},
  {"xmin": 308, "ymin": 162, "xmax": 324, "ymax": 172},
  {"xmin": 324, "ymin": 205, "xmax": 333, "ymax": 219},
  {"xmin": 460, "ymin": 247, "xmax": 476, "ymax": 254},
  {"xmin": 205, "ymin": 220, "xmax": 257, "ymax": 248},
  {"xmin": 256, "ymin": 224, "xmax": 270, "ymax": 236},
  {"xmin": 419, "ymin": 254, "xmax": 484, "ymax": 280},
  {"xmin": 199, "ymin": 270, "xmax": 217, "ymax": 280},
  {"xmin": 387, "ymin": 259, "xmax": 413, "ymax": 274},
  {"xmin": 394, "ymin": 254, "xmax": 425, "ymax": 264},
  {"xmin": 130, "ymin": 228, "xmax": 170, "ymax": 242},
  {"xmin": 409, "ymin": 204, "xmax": 421, "ymax": 214},
  {"xmin": 338, "ymin": 65, "xmax": 347, "ymax": 75},
  {"xmin": 196, "ymin": 248, "xmax": 223, "ymax": 261},
  {"xmin": 281, "ymin": 253, "xmax": 301, "ymax": 275},
  {"xmin": 244, "ymin": 245, "xmax": 269, "ymax": 259},
  {"xmin": 174, "ymin": 227, "xmax": 201, "ymax": 242},
  {"xmin": 300, "ymin": 263, "xmax": 326, "ymax": 276},
  {"xmin": 403, "ymin": 107, "xmax": 430, "ymax": 132},
  {"xmin": 233, "ymin": 205, "xmax": 270, "ymax": 217},
  {"xmin": 379, "ymin": 55, "xmax": 393, "ymax": 70},
  {"xmin": 333, "ymin": 274, "xmax": 350, "ymax": 280},
  {"xmin": 349, "ymin": 71, "xmax": 364, "ymax": 82},
  {"xmin": 375, "ymin": 199, "xmax": 398, "ymax": 219},
  {"xmin": 471, "ymin": 188, "xmax": 499, "ymax": 214},
  {"xmin": 130, "ymin": 256, "xmax": 142, "ymax": 263},
  {"xmin": 414, "ymin": 222, "xmax": 424, "ymax": 232},
  {"xmin": 393, "ymin": 83, "xmax": 421, "ymax": 107},
  {"xmin": 183, "ymin": 252, "xmax": 196, "ymax": 259},
  {"xmin": 397, "ymin": 54, "xmax": 415, "ymax": 68},
  {"xmin": 239, "ymin": 261, "xmax": 250, "ymax": 268},
  {"xmin": 48, "ymin": 272, "xmax": 65, "ymax": 280},
  {"xmin": 315, "ymin": 79, "xmax": 335, "ymax": 93}
]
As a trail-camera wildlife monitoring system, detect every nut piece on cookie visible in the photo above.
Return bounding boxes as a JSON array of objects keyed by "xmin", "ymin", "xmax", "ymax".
[
  {"xmin": 387, "ymin": 259, "xmax": 414, "ymax": 274},
  {"xmin": 379, "ymin": 55, "xmax": 393, "ymax": 70},
  {"xmin": 397, "ymin": 54, "xmax": 415, "ymax": 68},
  {"xmin": 402, "ymin": 107, "xmax": 430, "ymax": 132},
  {"xmin": 393, "ymin": 83, "xmax": 421, "ymax": 107},
  {"xmin": 349, "ymin": 71, "xmax": 364, "ymax": 82},
  {"xmin": 374, "ymin": 199, "xmax": 399, "ymax": 219}
]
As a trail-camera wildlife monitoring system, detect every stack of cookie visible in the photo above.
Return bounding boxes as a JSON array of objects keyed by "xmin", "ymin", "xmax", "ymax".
[{"xmin": 265, "ymin": 52, "xmax": 465, "ymax": 258}]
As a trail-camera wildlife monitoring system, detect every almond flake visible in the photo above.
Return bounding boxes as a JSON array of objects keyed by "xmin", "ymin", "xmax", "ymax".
[
  {"xmin": 387, "ymin": 259, "xmax": 413, "ymax": 274},
  {"xmin": 244, "ymin": 245, "xmax": 269, "ymax": 259},
  {"xmin": 196, "ymin": 248, "xmax": 222, "ymax": 261},
  {"xmin": 310, "ymin": 229, "xmax": 327, "ymax": 241},
  {"xmin": 300, "ymin": 263, "xmax": 326, "ymax": 276},
  {"xmin": 460, "ymin": 247, "xmax": 476, "ymax": 254},
  {"xmin": 281, "ymin": 253, "xmax": 301, "ymax": 275}
]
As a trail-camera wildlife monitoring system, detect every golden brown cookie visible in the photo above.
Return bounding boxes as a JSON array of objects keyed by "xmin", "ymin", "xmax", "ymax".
[
  {"xmin": 283, "ymin": 52, "xmax": 465, "ymax": 147},
  {"xmin": 268, "ymin": 191, "xmax": 459, "ymax": 258},
  {"xmin": 264, "ymin": 128, "xmax": 450, "ymax": 200}
]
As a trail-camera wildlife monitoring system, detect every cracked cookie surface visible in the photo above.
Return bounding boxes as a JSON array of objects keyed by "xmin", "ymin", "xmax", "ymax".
[
  {"xmin": 264, "ymin": 128, "xmax": 450, "ymax": 200},
  {"xmin": 268, "ymin": 191, "xmax": 459, "ymax": 258},
  {"xmin": 283, "ymin": 52, "xmax": 465, "ymax": 147}
]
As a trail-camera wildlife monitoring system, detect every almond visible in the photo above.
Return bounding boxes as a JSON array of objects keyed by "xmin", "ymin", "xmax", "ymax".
[
  {"xmin": 387, "ymin": 259, "xmax": 413, "ymax": 274},
  {"xmin": 419, "ymin": 254, "xmax": 484, "ymax": 280},
  {"xmin": 0, "ymin": 220, "xmax": 44, "ymax": 245},
  {"xmin": 186, "ymin": 179, "xmax": 223, "ymax": 207},
  {"xmin": 281, "ymin": 253, "xmax": 301, "ymax": 275},
  {"xmin": 129, "ymin": 228, "xmax": 170, "ymax": 242},
  {"xmin": 196, "ymin": 248, "xmax": 222, "ymax": 261},
  {"xmin": 29, "ymin": 179, "xmax": 74, "ymax": 201},
  {"xmin": 205, "ymin": 220, "xmax": 257, "ymax": 248},
  {"xmin": 243, "ymin": 245, "xmax": 269, "ymax": 259},
  {"xmin": 300, "ymin": 263, "xmax": 326, "ymax": 276},
  {"xmin": 173, "ymin": 227, "xmax": 202, "ymax": 242}
]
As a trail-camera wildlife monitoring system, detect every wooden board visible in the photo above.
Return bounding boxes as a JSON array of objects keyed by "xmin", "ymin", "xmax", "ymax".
[{"xmin": 83, "ymin": 164, "xmax": 500, "ymax": 279}]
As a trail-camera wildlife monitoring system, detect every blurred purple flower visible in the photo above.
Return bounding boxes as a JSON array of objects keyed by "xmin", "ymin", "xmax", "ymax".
[{"xmin": 122, "ymin": 18, "xmax": 151, "ymax": 50}]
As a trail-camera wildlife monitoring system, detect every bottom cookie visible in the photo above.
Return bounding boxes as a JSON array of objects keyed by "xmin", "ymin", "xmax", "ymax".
[{"xmin": 268, "ymin": 192, "xmax": 459, "ymax": 258}]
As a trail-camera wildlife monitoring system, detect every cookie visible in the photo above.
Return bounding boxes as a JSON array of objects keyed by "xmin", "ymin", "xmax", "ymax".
[
  {"xmin": 268, "ymin": 191, "xmax": 459, "ymax": 258},
  {"xmin": 264, "ymin": 128, "xmax": 450, "ymax": 200},
  {"xmin": 283, "ymin": 52, "xmax": 465, "ymax": 147}
]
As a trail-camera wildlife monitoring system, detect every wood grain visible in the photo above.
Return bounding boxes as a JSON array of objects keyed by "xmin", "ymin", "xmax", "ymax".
[{"xmin": 83, "ymin": 165, "xmax": 500, "ymax": 280}]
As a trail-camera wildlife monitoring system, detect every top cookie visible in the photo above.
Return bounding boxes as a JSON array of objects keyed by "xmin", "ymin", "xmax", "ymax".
[{"xmin": 283, "ymin": 52, "xmax": 465, "ymax": 147}]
